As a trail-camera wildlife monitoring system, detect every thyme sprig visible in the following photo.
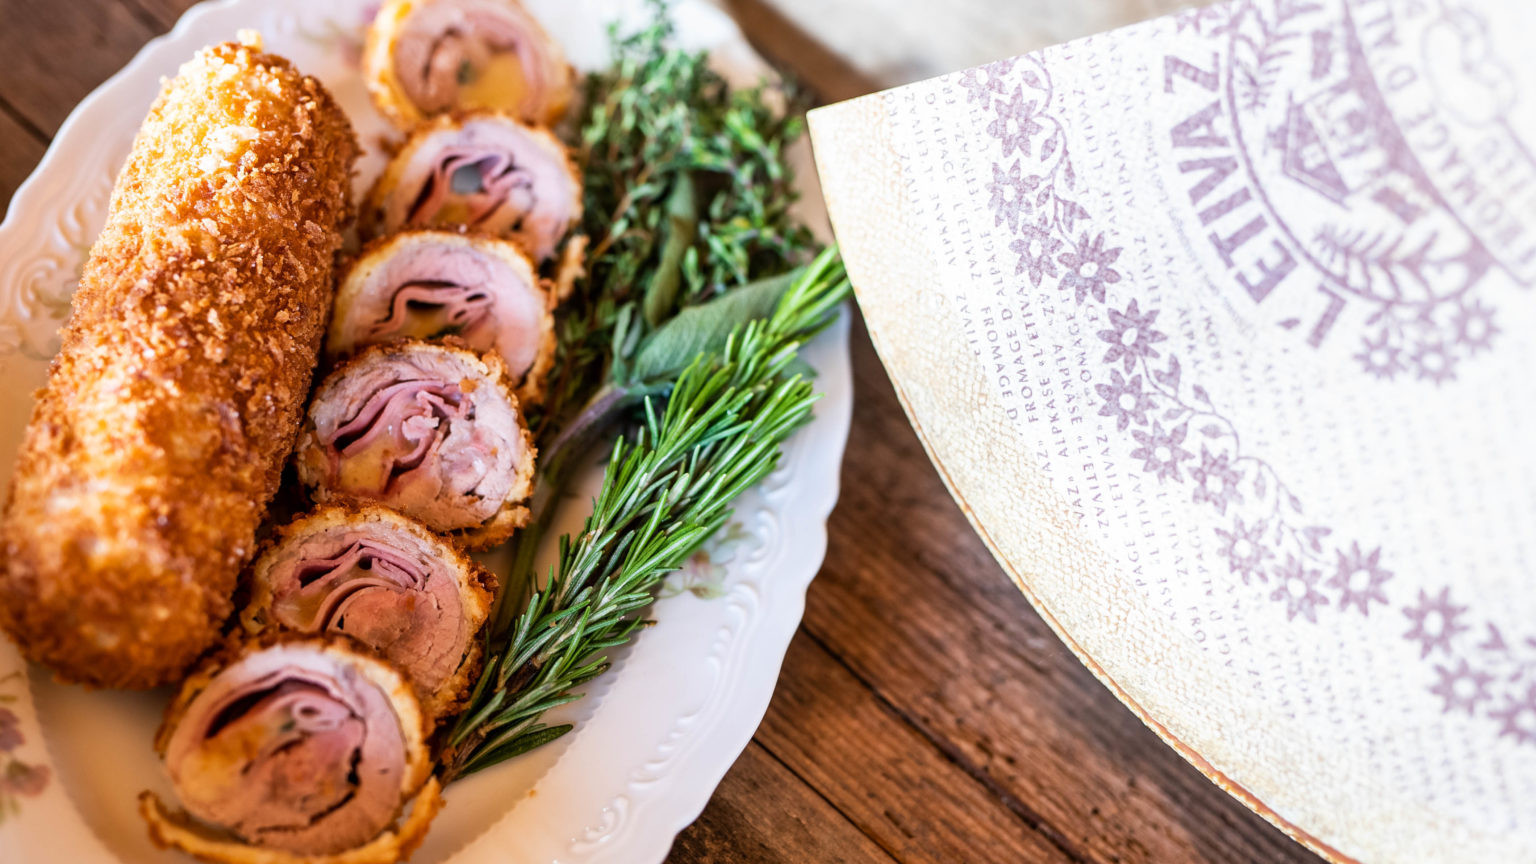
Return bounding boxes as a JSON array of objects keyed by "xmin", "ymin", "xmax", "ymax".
[
  {"xmin": 441, "ymin": 249, "xmax": 848, "ymax": 780},
  {"xmin": 530, "ymin": 1, "xmax": 814, "ymax": 448},
  {"xmin": 493, "ymin": 3, "xmax": 820, "ymax": 637}
]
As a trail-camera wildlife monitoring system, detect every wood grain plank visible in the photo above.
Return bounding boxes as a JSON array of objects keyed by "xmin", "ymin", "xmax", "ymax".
[
  {"xmin": 0, "ymin": 0, "xmax": 157, "ymax": 136},
  {"xmin": 666, "ymin": 741, "xmax": 898, "ymax": 864},
  {"xmin": 0, "ymin": 108, "xmax": 47, "ymax": 219},
  {"xmin": 801, "ymin": 315, "xmax": 1320, "ymax": 864},
  {"xmin": 755, "ymin": 631, "xmax": 1081, "ymax": 864}
]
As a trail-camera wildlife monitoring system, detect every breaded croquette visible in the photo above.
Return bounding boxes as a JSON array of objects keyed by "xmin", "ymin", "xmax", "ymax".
[{"xmin": 0, "ymin": 35, "xmax": 359, "ymax": 688}]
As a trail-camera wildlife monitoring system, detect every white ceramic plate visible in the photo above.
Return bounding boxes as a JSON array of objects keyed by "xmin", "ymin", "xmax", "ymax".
[{"xmin": 0, "ymin": 1, "xmax": 851, "ymax": 861}]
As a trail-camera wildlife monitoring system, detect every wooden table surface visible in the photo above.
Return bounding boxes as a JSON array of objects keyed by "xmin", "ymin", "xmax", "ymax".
[{"xmin": 0, "ymin": 1, "xmax": 1326, "ymax": 861}]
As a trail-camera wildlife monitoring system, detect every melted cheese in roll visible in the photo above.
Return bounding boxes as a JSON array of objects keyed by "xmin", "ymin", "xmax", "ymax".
[
  {"xmin": 140, "ymin": 639, "xmax": 440, "ymax": 864},
  {"xmin": 241, "ymin": 505, "xmax": 495, "ymax": 717},
  {"xmin": 366, "ymin": 0, "xmax": 574, "ymax": 129},
  {"xmin": 296, "ymin": 340, "xmax": 535, "ymax": 548},
  {"xmin": 361, "ymin": 111, "xmax": 581, "ymax": 263},
  {"xmin": 329, "ymin": 230, "xmax": 555, "ymax": 404}
]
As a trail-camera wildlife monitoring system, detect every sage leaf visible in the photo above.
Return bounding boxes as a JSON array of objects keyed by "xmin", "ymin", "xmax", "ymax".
[
  {"xmin": 642, "ymin": 171, "xmax": 699, "ymax": 328},
  {"xmin": 630, "ymin": 269, "xmax": 799, "ymax": 382}
]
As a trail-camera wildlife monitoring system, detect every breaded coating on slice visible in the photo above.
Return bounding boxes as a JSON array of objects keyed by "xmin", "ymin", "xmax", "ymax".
[
  {"xmin": 140, "ymin": 636, "xmax": 441, "ymax": 863},
  {"xmin": 365, "ymin": 0, "xmax": 576, "ymax": 129},
  {"xmin": 240, "ymin": 503, "xmax": 497, "ymax": 720},
  {"xmin": 294, "ymin": 340, "xmax": 536, "ymax": 550},
  {"xmin": 359, "ymin": 110, "xmax": 581, "ymax": 263},
  {"xmin": 327, "ymin": 229, "xmax": 557, "ymax": 406},
  {"xmin": 0, "ymin": 35, "xmax": 359, "ymax": 689}
]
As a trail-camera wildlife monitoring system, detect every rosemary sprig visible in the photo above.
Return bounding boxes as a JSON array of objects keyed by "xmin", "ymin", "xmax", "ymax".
[{"xmin": 441, "ymin": 249, "xmax": 848, "ymax": 780}]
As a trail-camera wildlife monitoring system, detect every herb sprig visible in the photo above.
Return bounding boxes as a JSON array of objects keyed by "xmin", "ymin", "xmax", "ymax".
[
  {"xmin": 494, "ymin": 4, "xmax": 821, "ymax": 637},
  {"xmin": 530, "ymin": 2, "xmax": 814, "ymax": 450},
  {"xmin": 442, "ymin": 249, "xmax": 849, "ymax": 779}
]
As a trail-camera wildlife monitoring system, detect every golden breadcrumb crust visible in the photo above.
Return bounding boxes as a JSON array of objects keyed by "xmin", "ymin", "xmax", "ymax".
[
  {"xmin": 294, "ymin": 339, "xmax": 536, "ymax": 550},
  {"xmin": 552, "ymin": 231, "xmax": 587, "ymax": 305},
  {"xmin": 363, "ymin": 0, "xmax": 575, "ymax": 130},
  {"xmin": 362, "ymin": 0, "xmax": 423, "ymax": 131},
  {"xmin": 142, "ymin": 636, "xmax": 440, "ymax": 864},
  {"xmin": 239, "ymin": 502, "xmax": 498, "ymax": 720},
  {"xmin": 0, "ymin": 38, "xmax": 359, "ymax": 689},
  {"xmin": 328, "ymin": 229, "xmax": 557, "ymax": 406},
  {"xmin": 141, "ymin": 778, "xmax": 443, "ymax": 864}
]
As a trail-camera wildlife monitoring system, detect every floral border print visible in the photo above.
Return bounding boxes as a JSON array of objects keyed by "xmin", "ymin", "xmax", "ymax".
[
  {"xmin": 0, "ymin": 671, "xmax": 49, "ymax": 823},
  {"xmin": 964, "ymin": 0, "xmax": 1532, "ymax": 748},
  {"xmin": 970, "ymin": 50, "xmax": 1388, "ymax": 626}
]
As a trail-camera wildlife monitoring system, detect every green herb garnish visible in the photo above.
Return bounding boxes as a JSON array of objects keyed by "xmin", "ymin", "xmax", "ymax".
[
  {"xmin": 441, "ymin": 250, "xmax": 848, "ymax": 779},
  {"xmin": 435, "ymin": 0, "xmax": 839, "ymax": 781},
  {"xmin": 495, "ymin": 2, "xmax": 821, "ymax": 634},
  {"xmin": 528, "ymin": 0, "xmax": 814, "ymax": 453}
]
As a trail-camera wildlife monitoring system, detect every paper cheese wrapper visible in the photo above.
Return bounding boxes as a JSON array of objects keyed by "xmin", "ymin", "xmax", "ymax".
[{"xmin": 810, "ymin": 1, "xmax": 1536, "ymax": 861}]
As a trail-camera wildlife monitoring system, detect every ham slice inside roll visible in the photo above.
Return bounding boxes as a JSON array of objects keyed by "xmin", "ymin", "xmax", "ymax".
[
  {"xmin": 362, "ymin": 112, "xmax": 581, "ymax": 262},
  {"xmin": 297, "ymin": 341, "xmax": 534, "ymax": 547},
  {"xmin": 141, "ymin": 640, "xmax": 437, "ymax": 862},
  {"xmin": 243, "ymin": 505, "xmax": 494, "ymax": 716},
  {"xmin": 367, "ymin": 0, "xmax": 574, "ymax": 128},
  {"xmin": 329, "ymin": 231, "xmax": 554, "ymax": 401}
]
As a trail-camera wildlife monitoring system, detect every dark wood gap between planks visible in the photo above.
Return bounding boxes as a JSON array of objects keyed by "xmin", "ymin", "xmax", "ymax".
[
  {"xmin": 124, "ymin": 0, "xmax": 201, "ymax": 32},
  {"xmin": 751, "ymin": 631, "xmax": 1080, "ymax": 863},
  {"xmin": 722, "ymin": 0, "xmax": 881, "ymax": 104},
  {"xmin": 749, "ymin": 734, "xmax": 905, "ymax": 863},
  {"xmin": 668, "ymin": 740, "xmax": 900, "ymax": 864},
  {"xmin": 0, "ymin": 0, "xmax": 158, "ymax": 136},
  {"xmin": 0, "ymin": 94, "xmax": 49, "ymax": 147},
  {"xmin": 794, "ymin": 625, "xmax": 1093, "ymax": 864},
  {"xmin": 0, "ymin": 109, "xmax": 47, "ymax": 217},
  {"xmin": 753, "ymin": 633, "xmax": 1074, "ymax": 862}
]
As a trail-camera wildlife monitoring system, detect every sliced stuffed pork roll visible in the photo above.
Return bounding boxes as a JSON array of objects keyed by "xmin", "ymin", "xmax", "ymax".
[
  {"xmin": 241, "ymin": 505, "xmax": 494, "ymax": 717},
  {"xmin": 366, "ymin": 0, "xmax": 574, "ymax": 129},
  {"xmin": 329, "ymin": 230, "xmax": 554, "ymax": 404},
  {"xmin": 140, "ymin": 639, "xmax": 440, "ymax": 864},
  {"xmin": 360, "ymin": 111, "xmax": 581, "ymax": 262},
  {"xmin": 296, "ymin": 340, "xmax": 534, "ymax": 548}
]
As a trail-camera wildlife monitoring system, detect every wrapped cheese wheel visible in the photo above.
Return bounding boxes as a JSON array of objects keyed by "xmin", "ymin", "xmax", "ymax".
[
  {"xmin": 365, "ymin": 0, "xmax": 575, "ymax": 129},
  {"xmin": 295, "ymin": 340, "xmax": 535, "ymax": 548},
  {"xmin": 360, "ymin": 111, "xmax": 581, "ymax": 262},
  {"xmin": 140, "ymin": 639, "xmax": 441, "ymax": 863},
  {"xmin": 329, "ymin": 230, "xmax": 555, "ymax": 404},
  {"xmin": 241, "ymin": 505, "xmax": 495, "ymax": 717},
  {"xmin": 0, "ymin": 36, "xmax": 357, "ymax": 689}
]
